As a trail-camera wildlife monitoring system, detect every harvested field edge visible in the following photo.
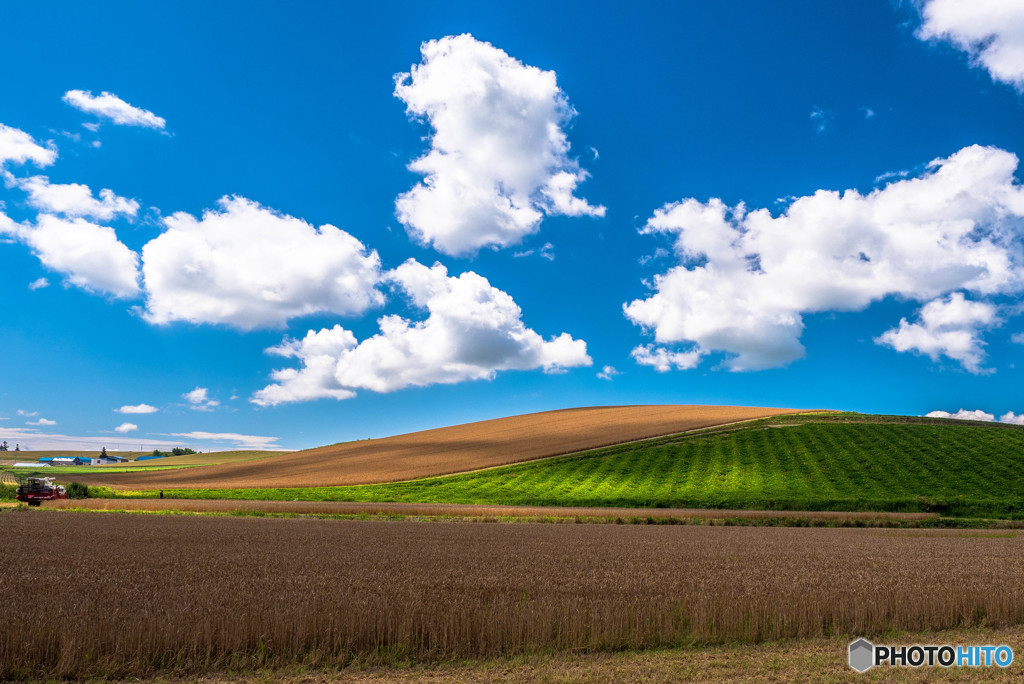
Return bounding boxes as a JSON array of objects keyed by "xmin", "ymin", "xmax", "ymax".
[
  {"xmin": 80, "ymin": 626, "xmax": 1024, "ymax": 684},
  {"xmin": 27, "ymin": 499, "xmax": 1024, "ymax": 528},
  {"xmin": 42, "ymin": 497, "xmax": 937, "ymax": 519}
]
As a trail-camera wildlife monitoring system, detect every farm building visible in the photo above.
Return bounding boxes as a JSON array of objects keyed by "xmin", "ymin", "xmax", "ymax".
[
  {"xmin": 135, "ymin": 455, "xmax": 165, "ymax": 461},
  {"xmin": 38, "ymin": 456, "xmax": 93, "ymax": 466},
  {"xmin": 56, "ymin": 457, "xmax": 91, "ymax": 466}
]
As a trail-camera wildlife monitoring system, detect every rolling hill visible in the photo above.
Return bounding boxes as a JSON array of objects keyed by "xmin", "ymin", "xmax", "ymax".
[
  {"xmin": 69, "ymin": 405, "xmax": 807, "ymax": 489},
  {"xmin": 149, "ymin": 413, "xmax": 1024, "ymax": 518}
]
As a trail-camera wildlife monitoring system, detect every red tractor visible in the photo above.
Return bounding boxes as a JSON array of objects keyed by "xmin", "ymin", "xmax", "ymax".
[{"xmin": 15, "ymin": 477, "xmax": 68, "ymax": 506}]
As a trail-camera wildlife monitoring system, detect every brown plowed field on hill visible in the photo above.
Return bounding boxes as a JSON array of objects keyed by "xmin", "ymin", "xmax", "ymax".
[{"xmin": 72, "ymin": 405, "xmax": 809, "ymax": 490}]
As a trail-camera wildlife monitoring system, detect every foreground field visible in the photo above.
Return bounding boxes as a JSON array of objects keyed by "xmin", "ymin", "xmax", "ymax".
[
  {"xmin": 2, "ymin": 512, "xmax": 1023, "ymax": 680},
  {"xmin": 70, "ymin": 405, "xmax": 806, "ymax": 489}
]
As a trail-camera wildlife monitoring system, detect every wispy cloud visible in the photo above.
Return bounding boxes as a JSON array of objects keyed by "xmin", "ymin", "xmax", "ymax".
[
  {"xmin": 171, "ymin": 431, "xmax": 281, "ymax": 450},
  {"xmin": 810, "ymin": 106, "xmax": 833, "ymax": 134},
  {"xmin": 63, "ymin": 90, "xmax": 166, "ymax": 129}
]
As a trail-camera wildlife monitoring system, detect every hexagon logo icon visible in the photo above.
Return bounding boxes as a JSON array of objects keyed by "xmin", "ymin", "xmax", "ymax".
[{"xmin": 849, "ymin": 638, "xmax": 874, "ymax": 672}]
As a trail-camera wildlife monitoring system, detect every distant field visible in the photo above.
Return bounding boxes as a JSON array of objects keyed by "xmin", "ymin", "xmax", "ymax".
[
  {"xmin": 98, "ymin": 450, "xmax": 282, "ymax": 467},
  {"xmin": 4, "ymin": 512, "xmax": 1023, "ymax": 680},
  {"xmin": 3, "ymin": 450, "xmax": 280, "ymax": 466},
  {"xmin": 1, "ymin": 451, "xmax": 283, "ymax": 478},
  {"xmin": 70, "ymin": 405, "xmax": 807, "ymax": 489},
  {"xmin": 140, "ymin": 414, "xmax": 1024, "ymax": 518}
]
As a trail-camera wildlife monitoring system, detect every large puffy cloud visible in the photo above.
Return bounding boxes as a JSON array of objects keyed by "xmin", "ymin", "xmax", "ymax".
[
  {"xmin": 6, "ymin": 214, "xmax": 140, "ymax": 298},
  {"xmin": 253, "ymin": 260, "xmax": 591, "ymax": 405},
  {"xmin": 11, "ymin": 175, "xmax": 139, "ymax": 220},
  {"xmin": 876, "ymin": 293, "xmax": 999, "ymax": 372},
  {"xmin": 0, "ymin": 123, "xmax": 56, "ymax": 168},
  {"xmin": 625, "ymin": 145, "xmax": 1024, "ymax": 372},
  {"xmin": 63, "ymin": 90, "xmax": 166, "ymax": 129},
  {"xmin": 141, "ymin": 196, "xmax": 384, "ymax": 329},
  {"xmin": 917, "ymin": 0, "xmax": 1024, "ymax": 91},
  {"xmin": 394, "ymin": 34, "xmax": 604, "ymax": 256}
]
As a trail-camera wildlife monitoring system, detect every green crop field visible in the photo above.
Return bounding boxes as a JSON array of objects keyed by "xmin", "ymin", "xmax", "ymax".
[{"xmin": 150, "ymin": 414, "xmax": 1024, "ymax": 518}]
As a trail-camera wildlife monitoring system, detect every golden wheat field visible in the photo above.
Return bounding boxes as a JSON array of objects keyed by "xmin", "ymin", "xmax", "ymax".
[
  {"xmin": 45, "ymin": 496, "xmax": 937, "ymax": 522},
  {"xmin": 2, "ymin": 511, "xmax": 1023, "ymax": 680},
  {"xmin": 71, "ymin": 405, "xmax": 808, "ymax": 490}
]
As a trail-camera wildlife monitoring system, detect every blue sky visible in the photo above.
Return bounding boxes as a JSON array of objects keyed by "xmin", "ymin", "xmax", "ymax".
[{"xmin": 2, "ymin": 1, "xmax": 1023, "ymax": 452}]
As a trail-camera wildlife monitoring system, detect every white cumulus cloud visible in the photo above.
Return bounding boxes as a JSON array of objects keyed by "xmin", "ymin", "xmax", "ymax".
[
  {"xmin": 142, "ymin": 196, "xmax": 384, "ymax": 329},
  {"xmin": 28, "ymin": 277, "xmax": 49, "ymax": 290},
  {"xmin": 926, "ymin": 409, "xmax": 995, "ymax": 421},
  {"xmin": 26, "ymin": 418, "xmax": 57, "ymax": 426},
  {"xmin": 625, "ymin": 145, "xmax": 1024, "ymax": 372},
  {"xmin": 12, "ymin": 175, "xmax": 139, "ymax": 220},
  {"xmin": 63, "ymin": 90, "xmax": 166, "ymax": 129},
  {"xmin": 631, "ymin": 344, "xmax": 704, "ymax": 372},
  {"xmin": 116, "ymin": 403, "xmax": 158, "ymax": 414},
  {"xmin": 394, "ymin": 34, "xmax": 604, "ymax": 256},
  {"xmin": 917, "ymin": 0, "xmax": 1024, "ymax": 91},
  {"xmin": 0, "ymin": 123, "xmax": 56, "ymax": 168},
  {"xmin": 183, "ymin": 387, "xmax": 219, "ymax": 411},
  {"xmin": 13, "ymin": 214, "xmax": 141, "ymax": 298},
  {"xmin": 876, "ymin": 293, "xmax": 999, "ymax": 373},
  {"xmin": 114, "ymin": 422, "xmax": 138, "ymax": 433},
  {"xmin": 253, "ymin": 259, "xmax": 592, "ymax": 405},
  {"xmin": 1000, "ymin": 412, "xmax": 1024, "ymax": 425},
  {"xmin": 597, "ymin": 365, "xmax": 620, "ymax": 380}
]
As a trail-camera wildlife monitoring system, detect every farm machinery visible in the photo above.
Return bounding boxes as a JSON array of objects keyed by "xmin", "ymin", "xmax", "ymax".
[{"xmin": 15, "ymin": 476, "xmax": 68, "ymax": 506}]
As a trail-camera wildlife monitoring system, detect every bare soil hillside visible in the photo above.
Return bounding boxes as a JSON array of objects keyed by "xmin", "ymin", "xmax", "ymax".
[{"xmin": 73, "ymin": 405, "xmax": 809, "ymax": 490}]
